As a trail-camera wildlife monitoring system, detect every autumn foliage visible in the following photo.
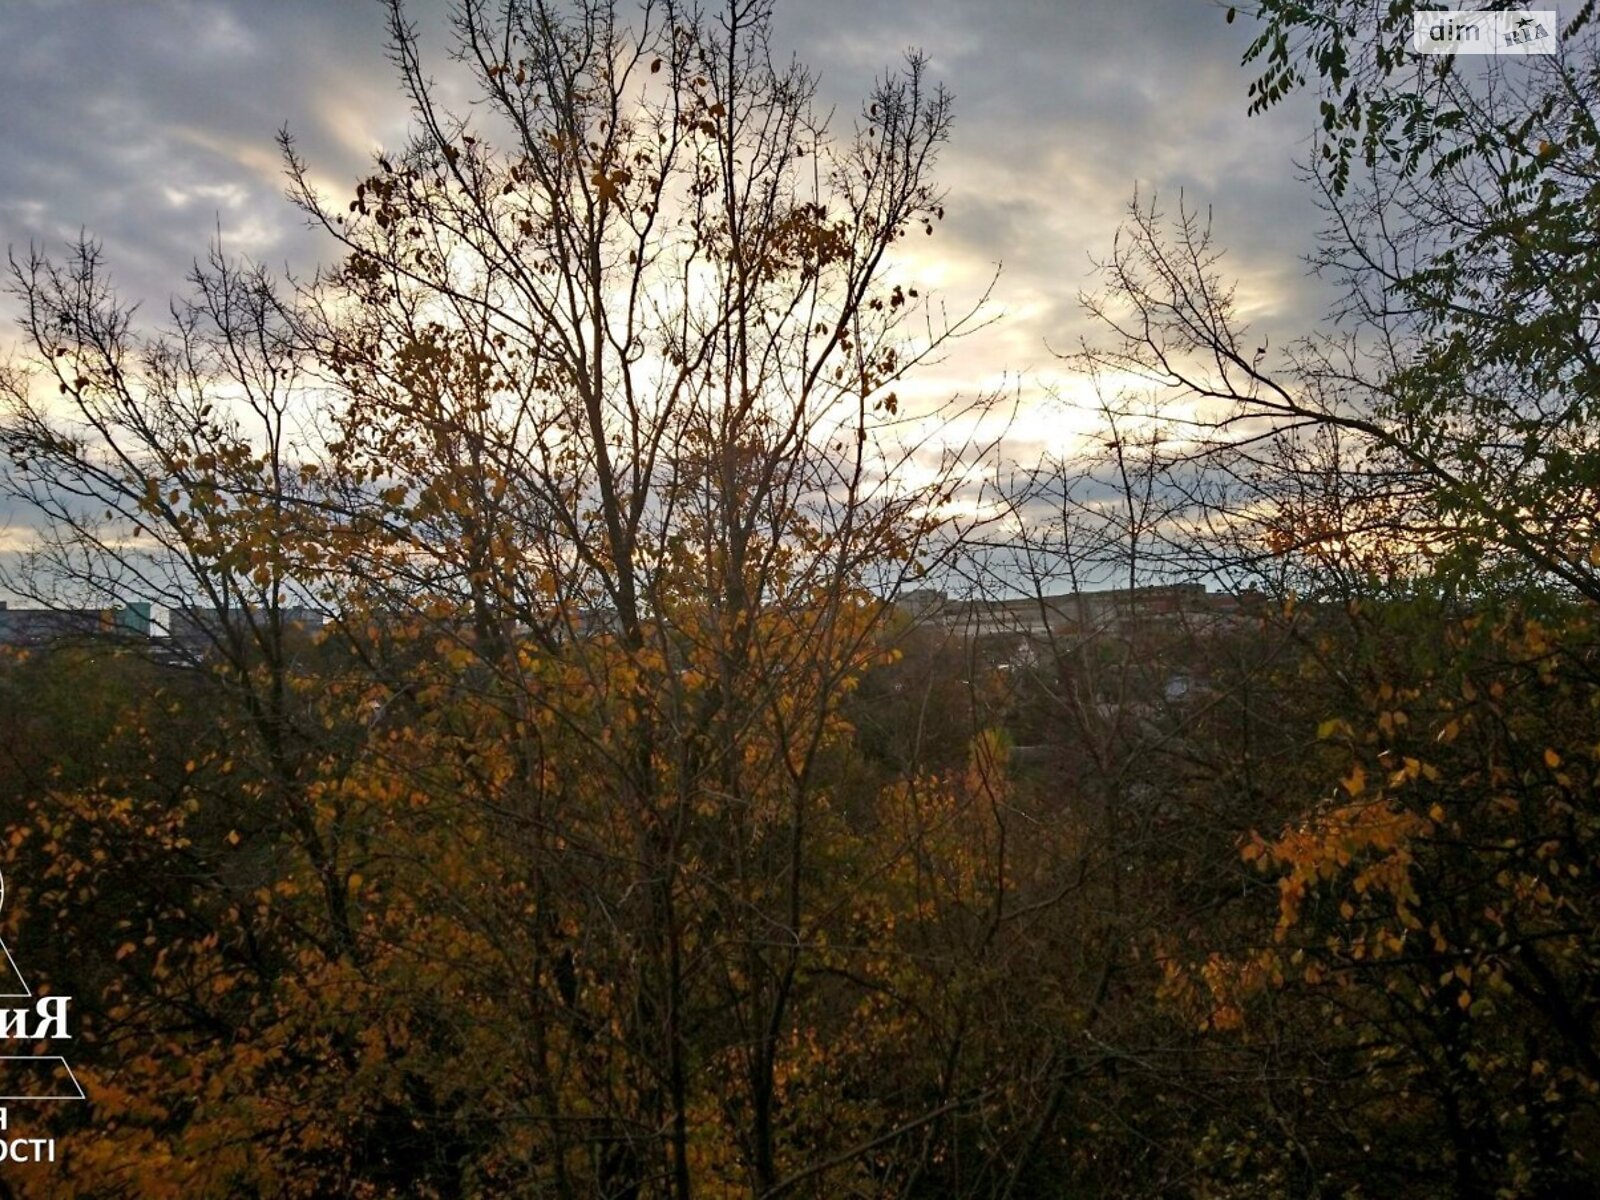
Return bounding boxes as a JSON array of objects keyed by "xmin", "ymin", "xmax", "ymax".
[{"xmin": 2, "ymin": 0, "xmax": 1600, "ymax": 1197}]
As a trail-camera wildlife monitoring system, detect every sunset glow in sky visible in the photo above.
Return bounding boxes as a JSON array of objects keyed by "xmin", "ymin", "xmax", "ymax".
[{"xmin": 1, "ymin": 1, "xmax": 1329, "ymax": 465}]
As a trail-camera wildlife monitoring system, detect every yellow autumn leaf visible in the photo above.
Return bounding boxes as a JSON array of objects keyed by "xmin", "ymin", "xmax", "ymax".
[{"xmin": 1341, "ymin": 762, "xmax": 1366, "ymax": 797}]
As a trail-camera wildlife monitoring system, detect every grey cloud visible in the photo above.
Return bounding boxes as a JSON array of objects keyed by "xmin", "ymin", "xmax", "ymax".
[
  {"xmin": 2, "ymin": 0, "xmax": 1335, "ymax": 407},
  {"xmin": 768, "ymin": 0, "xmax": 1333, "ymax": 388},
  {"xmin": 0, "ymin": 0, "xmax": 412, "ymax": 305}
]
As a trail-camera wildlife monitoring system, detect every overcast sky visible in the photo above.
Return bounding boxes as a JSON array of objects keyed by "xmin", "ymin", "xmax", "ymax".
[
  {"xmin": 0, "ymin": 0, "xmax": 1328, "ymax": 352},
  {"xmin": 0, "ymin": 0, "xmax": 1332, "ymax": 576}
]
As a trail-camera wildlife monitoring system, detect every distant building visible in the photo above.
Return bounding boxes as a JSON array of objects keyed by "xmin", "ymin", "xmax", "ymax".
[
  {"xmin": 166, "ymin": 605, "xmax": 327, "ymax": 655},
  {"xmin": 0, "ymin": 600, "xmax": 151, "ymax": 647},
  {"xmin": 895, "ymin": 584, "xmax": 1261, "ymax": 721},
  {"xmin": 0, "ymin": 600, "xmax": 336, "ymax": 662},
  {"xmin": 899, "ymin": 582, "xmax": 1229, "ymax": 639}
]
